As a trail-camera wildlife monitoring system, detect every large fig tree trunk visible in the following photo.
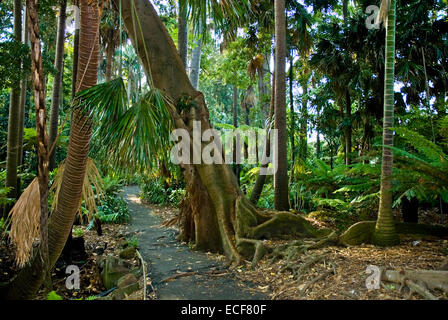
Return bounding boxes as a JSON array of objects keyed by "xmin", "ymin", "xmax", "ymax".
[{"xmin": 114, "ymin": 0, "xmax": 324, "ymax": 264}]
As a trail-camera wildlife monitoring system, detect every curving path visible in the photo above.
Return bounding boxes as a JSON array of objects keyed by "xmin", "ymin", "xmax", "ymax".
[{"xmin": 122, "ymin": 186, "xmax": 267, "ymax": 300}]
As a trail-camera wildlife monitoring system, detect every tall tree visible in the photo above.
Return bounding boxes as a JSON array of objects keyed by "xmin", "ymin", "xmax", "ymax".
[
  {"xmin": 49, "ymin": 0, "xmax": 67, "ymax": 171},
  {"xmin": 26, "ymin": 0, "xmax": 51, "ymax": 290},
  {"xmin": 4, "ymin": 0, "xmax": 23, "ymax": 216},
  {"xmin": 17, "ymin": 3, "xmax": 29, "ymax": 193},
  {"xmin": 372, "ymin": 0, "xmax": 400, "ymax": 246},
  {"xmin": 273, "ymin": 0, "xmax": 289, "ymax": 211},
  {"xmin": 4, "ymin": 0, "xmax": 101, "ymax": 299},
  {"xmin": 178, "ymin": 0, "xmax": 188, "ymax": 68},
  {"xmin": 189, "ymin": 34, "xmax": 202, "ymax": 89}
]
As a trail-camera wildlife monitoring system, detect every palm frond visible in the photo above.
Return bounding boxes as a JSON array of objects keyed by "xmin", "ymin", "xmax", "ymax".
[
  {"xmin": 7, "ymin": 178, "xmax": 41, "ymax": 267},
  {"xmin": 75, "ymin": 78, "xmax": 173, "ymax": 172},
  {"xmin": 376, "ymin": 0, "xmax": 391, "ymax": 25},
  {"xmin": 50, "ymin": 158, "xmax": 104, "ymax": 221}
]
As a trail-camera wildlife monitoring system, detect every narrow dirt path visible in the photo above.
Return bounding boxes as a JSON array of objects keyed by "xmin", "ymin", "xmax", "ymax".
[{"xmin": 122, "ymin": 186, "xmax": 267, "ymax": 300}]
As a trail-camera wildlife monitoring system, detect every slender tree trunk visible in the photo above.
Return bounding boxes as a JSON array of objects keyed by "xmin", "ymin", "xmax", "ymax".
[
  {"xmin": 49, "ymin": 0, "xmax": 67, "ymax": 171},
  {"xmin": 4, "ymin": 0, "xmax": 100, "ymax": 299},
  {"xmin": 233, "ymin": 85, "xmax": 240, "ymax": 185},
  {"xmin": 257, "ymin": 55, "xmax": 270, "ymax": 121},
  {"xmin": 373, "ymin": 0, "xmax": 399, "ymax": 246},
  {"xmin": 189, "ymin": 35, "xmax": 203, "ymax": 89},
  {"xmin": 178, "ymin": 0, "xmax": 188, "ymax": 69},
  {"xmin": 299, "ymin": 86, "xmax": 308, "ymax": 161},
  {"xmin": 17, "ymin": 4, "xmax": 29, "ymax": 194},
  {"xmin": 289, "ymin": 61, "xmax": 295, "ymax": 184},
  {"xmin": 27, "ymin": 0, "xmax": 51, "ymax": 291},
  {"xmin": 250, "ymin": 82, "xmax": 275, "ymax": 205},
  {"xmin": 105, "ymin": 35, "xmax": 114, "ymax": 82},
  {"xmin": 72, "ymin": 1, "xmax": 80, "ymax": 99},
  {"xmin": 4, "ymin": 0, "xmax": 23, "ymax": 217},
  {"xmin": 345, "ymin": 89, "xmax": 352, "ymax": 165},
  {"xmin": 274, "ymin": 0, "xmax": 289, "ymax": 211},
  {"xmin": 343, "ymin": 0, "xmax": 349, "ymax": 23},
  {"xmin": 316, "ymin": 129, "xmax": 321, "ymax": 158}
]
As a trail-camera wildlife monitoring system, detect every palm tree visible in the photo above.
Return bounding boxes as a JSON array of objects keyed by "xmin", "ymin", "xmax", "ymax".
[
  {"xmin": 49, "ymin": 0, "xmax": 67, "ymax": 171},
  {"xmin": 274, "ymin": 0, "xmax": 289, "ymax": 211},
  {"xmin": 4, "ymin": 0, "xmax": 101, "ymax": 299},
  {"xmin": 3, "ymin": 0, "xmax": 23, "ymax": 217},
  {"xmin": 178, "ymin": 0, "xmax": 188, "ymax": 68},
  {"xmin": 372, "ymin": 0, "xmax": 400, "ymax": 246}
]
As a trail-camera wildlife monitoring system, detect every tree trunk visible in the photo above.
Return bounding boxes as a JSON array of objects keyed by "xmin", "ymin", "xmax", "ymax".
[
  {"xmin": 289, "ymin": 61, "xmax": 295, "ymax": 184},
  {"xmin": 113, "ymin": 0, "xmax": 323, "ymax": 265},
  {"xmin": 345, "ymin": 89, "xmax": 352, "ymax": 166},
  {"xmin": 71, "ymin": 1, "xmax": 80, "ymax": 99},
  {"xmin": 3, "ymin": 0, "xmax": 23, "ymax": 217},
  {"xmin": 274, "ymin": 0, "xmax": 289, "ymax": 211},
  {"xmin": 257, "ymin": 54, "xmax": 270, "ymax": 121},
  {"xmin": 27, "ymin": 0, "xmax": 52, "ymax": 291},
  {"xmin": 178, "ymin": 0, "xmax": 188, "ymax": 69},
  {"xmin": 105, "ymin": 34, "xmax": 114, "ymax": 82},
  {"xmin": 316, "ymin": 129, "xmax": 321, "ymax": 158},
  {"xmin": 233, "ymin": 85, "xmax": 240, "ymax": 184},
  {"xmin": 17, "ymin": 4, "xmax": 29, "ymax": 193},
  {"xmin": 372, "ymin": 0, "xmax": 399, "ymax": 246},
  {"xmin": 189, "ymin": 35, "xmax": 203, "ymax": 90},
  {"xmin": 299, "ymin": 86, "xmax": 308, "ymax": 162},
  {"xmin": 49, "ymin": 0, "xmax": 67, "ymax": 171},
  {"xmin": 250, "ymin": 82, "xmax": 275, "ymax": 205},
  {"xmin": 4, "ymin": 0, "xmax": 100, "ymax": 299}
]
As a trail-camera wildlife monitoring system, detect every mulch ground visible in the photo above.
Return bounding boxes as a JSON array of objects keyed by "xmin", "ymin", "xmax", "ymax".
[
  {"xmin": 150, "ymin": 205, "xmax": 448, "ymax": 300},
  {"xmin": 2, "ymin": 204, "xmax": 447, "ymax": 300}
]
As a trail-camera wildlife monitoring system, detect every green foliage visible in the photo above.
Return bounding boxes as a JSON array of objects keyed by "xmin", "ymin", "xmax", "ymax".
[
  {"xmin": 47, "ymin": 291, "xmax": 63, "ymax": 301},
  {"xmin": 96, "ymin": 194, "xmax": 130, "ymax": 224},
  {"xmin": 140, "ymin": 177, "xmax": 186, "ymax": 207},
  {"xmin": 73, "ymin": 227, "xmax": 85, "ymax": 238},
  {"xmin": 125, "ymin": 235, "xmax": 139, "ymax": 249}
]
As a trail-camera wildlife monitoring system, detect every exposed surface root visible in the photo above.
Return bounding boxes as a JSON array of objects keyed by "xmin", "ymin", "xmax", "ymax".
[
  {"xmin": 381, "ymin": 269, "xmax": 448, "ymax": 298},
  {"xmin": 339, "ymin": 221, "xmax": 448, "ymax": 246}
]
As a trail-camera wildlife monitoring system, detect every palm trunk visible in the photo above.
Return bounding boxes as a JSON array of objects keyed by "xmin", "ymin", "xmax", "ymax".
[
  {"xmin": 27, "ymin": 0, "xmax": 51, "ymax": 290},
  {"xmin": 4, "ymin": 0, "xmax": 100, "ymax": 299},
  {"xmin": 345, "ymin": 89, "xmax": 352, "ymax": 165},
  {"xmin": 105, "ymin": 36, "xmax": 114, "ymax": 82},
  {"xmin": 3, "ymin": 0, "xmax": 23, "ymax": 216},
  {"xmin": 373, "ymin": 0, "xmax": 399, "ymax": 246},
  {"xmin": 257, "ymin": 55, "xmax": 270, "ymax": 121},
  {"xmin": 250, "ymin": 82, "xmax": 275, "ymax": 205},
  {"xmin": 17, "ymin": 4, "xmax": 29, "ymax": 193},
  {"xmin": 189, "ymin": 36, "xmax": 202, "ymax": 90},
  {"xmin": 49, "ymin": 0, "xmax": 67, "ymax": 171},
  {"xmin": 274, "ymin": 0, "xmax": 289, "ymax": 211},
  {"xmin": 233, "ymin": 85, "xmax": 240, "ymax": 184},
  {"xmin": 289, "ymin": 61, "xmax": 295, "ymax": 184},
  {"xmin": 178, "ymin": 0, "xmax": 188, "ymax": 68}
]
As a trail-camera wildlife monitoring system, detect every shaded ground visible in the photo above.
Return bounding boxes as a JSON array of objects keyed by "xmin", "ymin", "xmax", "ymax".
[{"xmin": 122, "ymin": 186, "xmax": 267, "ymax": 300}]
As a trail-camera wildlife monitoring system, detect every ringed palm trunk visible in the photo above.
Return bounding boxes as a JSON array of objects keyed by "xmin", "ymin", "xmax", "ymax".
[
  {"xmin": 3, "ymin": 0, "xmax": 100, "ymax": 299},
  {"xmin": 372, "ymin": 0, "xmax": 399, "ymax": 246},
  {"xmin": 273, "ymin": 0, "xmax": 289, "ymax": 211},
  {"xmin": 49, "ymin": 0, "xmax": 67, "ymax": 171},
  {"xmin": 3, "ymin": 0, "xmax": 22, "ymax": 216}
]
